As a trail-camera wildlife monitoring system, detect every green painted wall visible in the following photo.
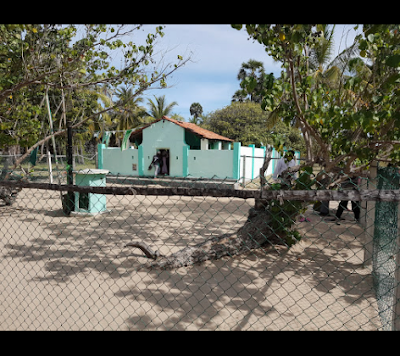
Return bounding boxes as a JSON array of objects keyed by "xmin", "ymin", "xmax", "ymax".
[
  {"xmin": 74, "ymin": 170, "xmax": 107, "ymax": 214},
  {"xmin": 100, "ymin": 121, "xmax": 245, "ymax": 179},
  {"xmin": 102, "ymin": 147, "xmax": 139, "ymax": 176},
  {"xmin": 141, "ymin": 119, "xmax": 189, "ymax": 177},
  {"xmin": 187, "ymin": 150, "xmax": 234, "ymax": 179},
  {"xmin": 232, "ymin": 142, "xmax": 241, "ymax": 180},
  {"xmin": 97, "ymin": 144, "xmax": 105, "ymax": 169}
]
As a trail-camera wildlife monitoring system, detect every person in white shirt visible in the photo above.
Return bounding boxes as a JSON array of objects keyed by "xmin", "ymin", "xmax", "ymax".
[{"xmin": 272, "ymin": 150, "xmax": 297, "ymax": 182}]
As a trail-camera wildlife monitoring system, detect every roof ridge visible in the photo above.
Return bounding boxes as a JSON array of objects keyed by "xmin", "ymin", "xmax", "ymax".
[
  {"xmin": 129, "ymin": 116, "xmax": 234, "ymax": 142},
  {"xmin": 162, "ymin": 116, "xmax": 233, "ymax": 142}
]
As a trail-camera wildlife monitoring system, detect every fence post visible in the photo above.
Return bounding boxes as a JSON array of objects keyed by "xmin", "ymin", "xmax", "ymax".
[
  {"xmin": 242, "ymin": 155, "xmax": 246, "ymax": 188},
  {"xmin": 47, "ymin": 151, "xmax": 53, "ymax": 184},
  {"xmin": 393, "ymin": 184, "xmax": 400, "ymax": 330},
  {"xmin": 249, "ymin": 144, "xmax": 255, "ymax": 180},
  {"xmin": 363, "ymin": 160, "xmax": 377, "ymax": 267}
]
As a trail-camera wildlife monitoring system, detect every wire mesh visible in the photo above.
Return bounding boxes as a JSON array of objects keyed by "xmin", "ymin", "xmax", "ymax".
[{"xmin": 0, "ymin": 165, "xmax": 399, "ymax": 330}]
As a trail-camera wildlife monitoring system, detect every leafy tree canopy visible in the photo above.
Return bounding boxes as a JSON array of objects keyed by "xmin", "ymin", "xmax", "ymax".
[
  {"xmin": 202, "ymin": 101, "xmax": 305, "ymax": 152},
  {"xmin": 0, "ymin": 24, "xmax": 189, "ymax": 172},
  {"xmin": 232, "ymin": 24, "xmax": 400, "ymax": 182}
]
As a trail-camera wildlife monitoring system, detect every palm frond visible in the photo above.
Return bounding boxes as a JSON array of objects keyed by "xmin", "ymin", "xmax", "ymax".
[
  {"xmin": 327, "ymin": 41, "xmax": 360, "ymax": 76},
  {"xmin": 322, "ymin": 65, "xmax": 341, "ymax": 86},
  {"xmin": 146, "ymin": 95, "xmax": 178, "ymax": 119}
]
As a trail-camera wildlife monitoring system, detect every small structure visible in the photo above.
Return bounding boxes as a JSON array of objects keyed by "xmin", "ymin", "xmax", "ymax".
[
  {"xmin": 73, "ymin": 168, "xmax": 109, "ymax": 215},
  {"xmin": 98, "ymin": 116, "xmax": 300, "ymax": 181}
]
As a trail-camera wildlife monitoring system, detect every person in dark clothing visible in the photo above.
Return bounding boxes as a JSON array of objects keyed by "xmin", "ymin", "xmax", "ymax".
[
  {"xmin": 327, "ymin": 175, "xmax": 360, "ymax": 224},
  {"xmin": 336, "ymin": 200, "xmax": 360, "ymax": 222},
  {"xmin": 148, "ymin": 151, "xmax": 162, "ymax": 178}
]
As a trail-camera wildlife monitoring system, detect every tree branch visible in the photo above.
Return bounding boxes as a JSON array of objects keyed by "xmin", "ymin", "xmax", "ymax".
[
  {"xmin": 2, "ymin": 179, "xmax": 399, "ymax": 202},
  {"xmin": 124, "ymin": 241, "xmax": 162, "ymax": 259}
]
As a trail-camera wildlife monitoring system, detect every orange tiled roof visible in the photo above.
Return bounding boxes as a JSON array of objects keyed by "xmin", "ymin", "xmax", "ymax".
[{"xmin": 130, "ymin": 116, "xmax": 234, "ymax": 142}]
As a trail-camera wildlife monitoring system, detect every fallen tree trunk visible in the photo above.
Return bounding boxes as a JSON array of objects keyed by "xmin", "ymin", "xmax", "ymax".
[
  {"xmin": 138, "ymin": 207, "xmax": 286, "ymax": 269},
  {"xmin": 127, "ymin": 156, "xmax": 302, "ymax": 270},
  {"xmin": 0, "ymin": 186, "xmax": 22, "ymax": 206}
]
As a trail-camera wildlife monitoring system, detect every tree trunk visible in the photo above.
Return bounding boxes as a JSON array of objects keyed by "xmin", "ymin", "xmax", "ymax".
[
  {"xmin": 143, "ymin": 207, "xmax": 281, "ymax": 269},
  {"xmin": 302, "ymin": 127, "xmax": 314, "ymax": 162}
]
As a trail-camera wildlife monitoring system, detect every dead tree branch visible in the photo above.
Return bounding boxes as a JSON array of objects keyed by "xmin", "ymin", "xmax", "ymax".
[{"xmin": 124, "ymin": 241, "xmax": 162, "ymax": 260}]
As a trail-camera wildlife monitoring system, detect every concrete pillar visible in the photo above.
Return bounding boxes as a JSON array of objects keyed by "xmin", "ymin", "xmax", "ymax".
[
  {"xmin": 138, "ymin": 145, "xmax": 144, "ymax": 176},
  {"xmin": 200, "ymin": 138, "xmax": 208, "ymax": 150},
  {"xmin": 249, "ymin": 144, "xmax": 255, "ymax": 179},
  {"xmin": 97, "ymin": 144, "xmax": 105, "ymax": 169},
  {"xmin": 212, "ymin": 141, "xmax": 222, "ymax": 150},
  {"xmin": 233, "ymin": 142, "xmax": 241, "ymax": 180},
  {"xmin": 222, "ymin": 141, "xmax": 231, "ymax": 150},
  {"xmin": 182, "ymin": 145, "xmax": 189, "ymax": 177}
]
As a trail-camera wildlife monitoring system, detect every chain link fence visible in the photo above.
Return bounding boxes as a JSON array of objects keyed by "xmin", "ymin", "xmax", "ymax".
[{"xmin": 0, "ymin": 162, "xmax": 399, "ymax": 330}]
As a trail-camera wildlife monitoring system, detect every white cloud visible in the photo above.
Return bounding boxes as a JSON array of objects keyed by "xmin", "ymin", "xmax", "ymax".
[
  {"xmin": 160, "ymin": 24, "xmax": 281, "ymax": 75},
  {"xmin": 138, "ymin": 25, "xmax": 283, "ymax": 119},
  {"xmin": 132, "ymin": 25, "xmax": 361, "ymax": 121}
]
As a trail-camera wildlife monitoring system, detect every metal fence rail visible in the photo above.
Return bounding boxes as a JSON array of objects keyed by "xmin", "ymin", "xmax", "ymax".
[{"xmin": 0, "ymin": 170, "xmax": 399, "ymax": 330}]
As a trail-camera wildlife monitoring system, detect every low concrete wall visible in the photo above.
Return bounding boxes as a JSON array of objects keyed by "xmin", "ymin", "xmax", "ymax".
[
  {"xmin": 102, "ymin": 147, "xmax": 139, "ymax": 176},
  {"xmin": 187, "ymin": 150, "xmax": 234, "ymax": 179}
]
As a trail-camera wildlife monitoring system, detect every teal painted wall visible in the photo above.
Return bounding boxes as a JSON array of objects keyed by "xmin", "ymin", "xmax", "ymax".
[
  {"xmin": 100, "ymin": 120, "xmax": 248, "ymax": 179},
  {"xmin": 232, "ymin": 142, "xmax": 241, "ymax": 180},
  {"xmin": 187, "ymin": 150, "xmax": 234, "ymax": 178},
  {"xmin": 138, "ymin": 145, "xmax": 144, "ymax": 176},
  {"xmin": 103, "ymin": 147, "xmax": 139, "ymax": 176},
  {"xmin": 74, "ymin": 171, "xmax": 107, "ymax": 214},
  {"xmin": 100, "ymin": 138, "xmax": 302, "ymax": 182},
  {"xmin": 97, "ymin": 144, "xmax": 105, "ymax": 169},
  {"xmin": 141, "ymin": 119, "xmax": 189, "ymax": 177}
]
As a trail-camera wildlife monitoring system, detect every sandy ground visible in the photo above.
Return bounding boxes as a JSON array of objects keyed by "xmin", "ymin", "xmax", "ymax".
[{"xmin": 0, "ymin": 188, "xmax": 381, "ymax": 330}]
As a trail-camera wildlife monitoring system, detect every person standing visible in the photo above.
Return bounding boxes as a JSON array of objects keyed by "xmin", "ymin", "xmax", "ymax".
[
  {"xmin": 148, "ymin": 151, "xmax": 162, "ymax": 178},
  {"xmin": 327, "ymin": 175, "xmax": 360, "ymax": 224},
  {"xmin": 272, "ymin": 150, "xmax": 297, "ymax": 187}
]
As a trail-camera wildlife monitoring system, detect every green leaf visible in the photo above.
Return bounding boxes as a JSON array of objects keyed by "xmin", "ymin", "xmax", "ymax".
[
  {"xmin": 386, "ymin": 54, "xmax": 400, "ymax": 68},
  {"xmin": 367, "ymin": 33, "xmax": 375, "ymax": 42},
  {"xmin": 231, "ymin": 24, "xmax": 243, "ymax": 31},
  {"xmin": 245, "ymin": 76, "xmax": 257, "ymax": 93}
]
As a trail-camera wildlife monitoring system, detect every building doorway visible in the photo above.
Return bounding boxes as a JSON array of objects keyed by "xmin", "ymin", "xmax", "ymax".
[{"xmin": 158, "ymin": 149, "xmax": 170, "ymax": 176}]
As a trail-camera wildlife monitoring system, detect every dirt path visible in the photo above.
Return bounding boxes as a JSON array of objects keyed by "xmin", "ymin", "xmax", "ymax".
[{"xmin": 0, "ymin": 189, "xmax": 381, "ymax": 330}]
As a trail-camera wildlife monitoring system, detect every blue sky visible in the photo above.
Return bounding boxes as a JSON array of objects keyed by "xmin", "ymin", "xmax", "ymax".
[{"xmin": 129, "ymin": 25, "xmax": 361, "ymax": 121}]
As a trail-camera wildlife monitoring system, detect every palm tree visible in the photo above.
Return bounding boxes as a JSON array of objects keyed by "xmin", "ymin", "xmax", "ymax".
[
  {"xmin": 189, "ymin": 102, "xmax": 203, "ymax": 123},
  {"xmin": 234, "ymin": 59, "xmax": 266, "ymax": 103},
  {"xmin": 237, "ymin": 59, "xmax": 265, "ymax": 81},
  {"xmin": 86, "ymin": 85, "xmax": 114, "ymax": 135},
  {"xmin": 114, "ymin": 86, "xmax": 147, "ymax": 132},
  {"xmin": 146, "ymin": 95, "xmax": 178, "ymax": 119},
  {"xmin": 231, "ymin": 89, "xmax": 247, "ymax": 103},
  {"xmin": 308, "ymin": 25, "xmax": 341, "ymax": 88}
]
